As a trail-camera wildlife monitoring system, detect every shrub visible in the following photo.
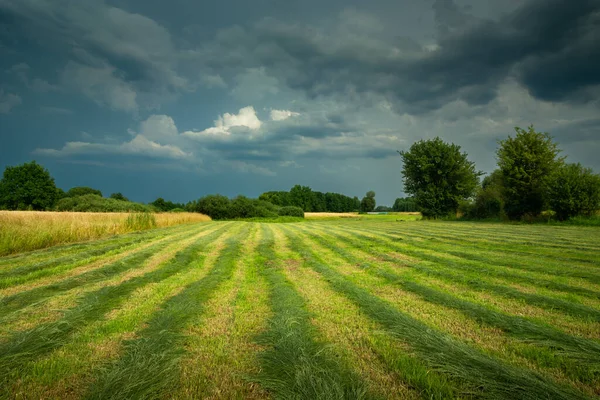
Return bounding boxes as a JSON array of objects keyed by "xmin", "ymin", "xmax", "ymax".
[
  {"xmin": 65, "ymin": 186, "xmax": 103, "ymax": 198},
  {"xmin": 278, "ymin": 206, "xmax": 305, "ymax": 218},
  {"xmin": 548, "ymin": 163, "xmax": 600, "ymax": 221},
  {"xmin": 55, "ymin": 194, "xmax": 152, "ymax": 212},
  {"xmin": 468, "ymin": 187, "xmax": 505, "ymax": 219}
]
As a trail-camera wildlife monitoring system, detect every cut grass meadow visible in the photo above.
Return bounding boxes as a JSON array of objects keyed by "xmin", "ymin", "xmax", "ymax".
[{"xmin": 0, "ymin": 216, "xmax": 598, "ymax": 399}]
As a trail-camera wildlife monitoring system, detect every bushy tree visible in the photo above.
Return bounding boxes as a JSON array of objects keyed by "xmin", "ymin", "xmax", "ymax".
[
  {"xmin": 188, "ymin": 194, "xmax": 231, "ymax": 220},
  {"xmin": 289, "ymin": 185, "xmax": 314, "ymax": 211},
  {"xmin": 360, "ymin": 191, "xmax": 376, "ymax": 212},
  {"xmin": 151, "ymin": 197, "xmax": 184, "ymax": 212},
  {"xmin": 0, "ymin": 161, "xmax": 59, "ymax": 210},
  {"xmin": 66, "ymin": 186, "xmax": 102, "ymax": 198},
  {"xmin": 468, "ymin": 170, "xmax": 505, "ymax": 219},
  {"xmin": 392, "ymin": 197, "xmax": 417, "ymax": 212},
  {"xmin": 259, "ymin": 191, "xmax": 291, "ymax": 206},
  {"xmin": 399, "ymin": 138, "xmax": 481, "ymax": 218},
  {"xmin": 548, "ymin": 163, "xmax": 600, "ymax": 220},
  {"xmin": 497, "ymin": 126, "xmax": 563, "ymax": 219},
  {"xmin": 110, "ymin": 192, "xmax": 129, "ymax": 202}
]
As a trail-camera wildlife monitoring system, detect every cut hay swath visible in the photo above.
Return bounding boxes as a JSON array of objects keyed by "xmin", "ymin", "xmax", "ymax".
[{"xmin": 0, "ymin": 217, "xmax": 599, "ymax": 399}]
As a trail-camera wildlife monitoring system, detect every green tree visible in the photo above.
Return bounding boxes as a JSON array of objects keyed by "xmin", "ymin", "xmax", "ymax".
[
  {"xmin": 497, "ymin": 126, "xmax": 563, "ymax": 219},
  {"xmin": 289, "ymin": 185, "xmax": 313, "ymax": 211},
  {"xmin": 399, "ymin": 138, "xmax": 481, "ymax": 218},
  {"xmin": 189, "ymin": 194, "xmax": 231, "ymax": 220},
  {"xmin": 548, "ymin": 163, "xmax": 600, "ymax": 221},
  {"xmin": 467, "ymin": 170, "xmax": 505, "ymax": 219},
  {"xmin": 392, "ymin": 197, "xmax": 417, "ymax": 212},
  {"xmin": 66, "ymin": 186, "xmax": 103, "ymax": 198},
  {"xmin": 0, "ymin": 161, "xmax": 59, "ymax": 210},
  {"xmin": 360, "ymin": 191, "xmax": 376, "ymax": 212},
  {"xmin": 110, "ymin": 192, "xmax": 129, "ymax": 202}
]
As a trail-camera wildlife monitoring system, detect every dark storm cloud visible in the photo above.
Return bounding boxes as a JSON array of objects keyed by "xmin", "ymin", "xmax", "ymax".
[
  {"xmin": 196, "ymin": 0, "xmax": 599, "ymax": 113},
  {"xmin": 0, "ymin": 0, "xmax": 187, "ymax": 111},
  {"xmin": 426, "ymin": 0, "xmax": 600, "ymax": 104}
]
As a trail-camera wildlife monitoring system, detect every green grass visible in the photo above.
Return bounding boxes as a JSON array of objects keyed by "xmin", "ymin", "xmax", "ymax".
[{"xmin": 0, "ymin": 218, "xmax": 599, "ymax": 399}]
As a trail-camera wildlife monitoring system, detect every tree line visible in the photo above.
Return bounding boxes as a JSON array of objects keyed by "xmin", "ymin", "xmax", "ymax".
[
  {"xmin": 259, "ymin": 185, "xmax": 361, "ymax": 212},
  {"xmin": 398, "ymin": 126, "xmax": 600, "ymax": 221}
]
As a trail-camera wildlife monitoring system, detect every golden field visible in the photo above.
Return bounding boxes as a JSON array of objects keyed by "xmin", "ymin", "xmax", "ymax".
[{"xmin": 0, "ymin": 211, "xmax": 211, "ymax": 256}]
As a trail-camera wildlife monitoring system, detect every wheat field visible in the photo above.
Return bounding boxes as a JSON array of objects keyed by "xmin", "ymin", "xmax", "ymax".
[{"xmin": 0, "ymin": 211, "xmax": 211, "ymax": 256}]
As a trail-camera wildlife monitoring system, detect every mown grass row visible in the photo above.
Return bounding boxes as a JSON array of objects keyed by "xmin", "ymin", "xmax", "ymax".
[
  {"xmin": 86, "ymin": 223, "xmax": 250, "ymax": 399},
  {"xmin": 0, "ymin": 223, "xmax": 201, "ymax": 290},
  {"xmin": 314, "ymin": 224, "xmax": 600, "ymax": 322},
  {"xmin": 252, "ymin": 224, "xmax": 374, "ymax": 399},
  {"xmin": 7, "ymin": 223, "xmax": 237, "ymax": 399},
  {"xmin": 291, "ymin": 224, "xmax": 600, "ymax": 394},
  {"xmin": 326, "ymin": 223, "xmax": 600, "ymax": 289},
  {"xmin": 279, "ymin": 224, "xmax": 589, "ymax": 399},
  {"xmin": 0, "ymin": 224, "xmax": 223, "ymax": 318},
  {"xmin": 353, "ymin": 222, "xmax": 600, "ymax": 264},
  {"xmin": 0, "ymin": 223, "xmax": 232, "ymax": 389}
]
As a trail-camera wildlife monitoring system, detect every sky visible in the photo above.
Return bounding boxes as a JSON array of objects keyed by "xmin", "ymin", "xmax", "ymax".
[{"xmin": 0, "ymin": 0, "xmax": 599, "ymax": 206}]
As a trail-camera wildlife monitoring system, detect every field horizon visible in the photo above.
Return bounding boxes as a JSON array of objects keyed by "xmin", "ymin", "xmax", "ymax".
[{"xmin": 0, "ymin": 218, "xmax": 599, "ymax": 399}]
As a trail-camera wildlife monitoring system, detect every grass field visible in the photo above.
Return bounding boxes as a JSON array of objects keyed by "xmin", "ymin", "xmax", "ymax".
[{"xmin": 0, "ymin": 218, "xmax": 599, "ymax": 399}]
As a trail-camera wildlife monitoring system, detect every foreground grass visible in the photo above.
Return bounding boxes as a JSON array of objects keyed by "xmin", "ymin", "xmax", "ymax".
[
  {"xmin": 0, "ymin": 219, "xmax": 598, "ymax": 399},
  {"xmin": 0, "ymin": 211, "xmax": 211, "ymax": 256}
]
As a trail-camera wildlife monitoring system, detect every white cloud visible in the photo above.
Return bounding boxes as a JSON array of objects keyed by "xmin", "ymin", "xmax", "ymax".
[
  {"xmin": 184, "ymin": 106, "xmax": 262, "ymax": 138},
  {"xmin": 34, "ymin": 135, "xmax": 189, "ymax": 160},
  {"xmin": 139, "ymin": 115, "xmax": 178, "ymax": 144},
  {"xmin": 0, "ymin": 90, "xmax": 22, "ymax": 114},
  {"xmin": 270, "ymin": 109, "xmax": 300, "ymax": 121},
  {"xmin": 120, "ymin": 135, "xmax": 189, "ymax": 159}
]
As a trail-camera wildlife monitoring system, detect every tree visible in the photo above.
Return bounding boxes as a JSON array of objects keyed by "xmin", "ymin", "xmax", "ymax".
[
  {"xmin": 189, "ymin": 194, "xmax": 231, "ymax": 220},
  {"xmin": 393, "ymin": 197, "xmax": 417, "ymax": 212},
  {"xmin": 496, "ymin": 126, "xmax": 563, "ymax": 219},
  {"xmin": 399, "ymin": 138, "xmax": 481, "ymax": 218},
  {"xmin": 289, "ymin": 185, "xmax": 313, "ymax": 211},
  {"xmin": 360, "ymin": 191, "xmax": 376, "ymax": 212},
  {"xmin": 467, "ymin": 170, "xmax": 505, "ymax": 219},
  {"xmin": 66, "ymin": 186, "xmax": 102, "ymax": 198},
  {"xmin": 110, "ymin": 192, "xmax": 129, "ymax": 202},
  {"xmin": 548, "ymin": 163, "xmax": 600, "ymax": 221},
  {"xmin": 0, "ymin": 161, "xmax": 59, "ymax": 210}
]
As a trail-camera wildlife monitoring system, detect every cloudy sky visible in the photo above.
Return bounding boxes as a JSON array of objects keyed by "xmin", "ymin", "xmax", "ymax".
[{"xmin": 1, "ymin": 0, "xmax": 599, "ymax": 205}]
